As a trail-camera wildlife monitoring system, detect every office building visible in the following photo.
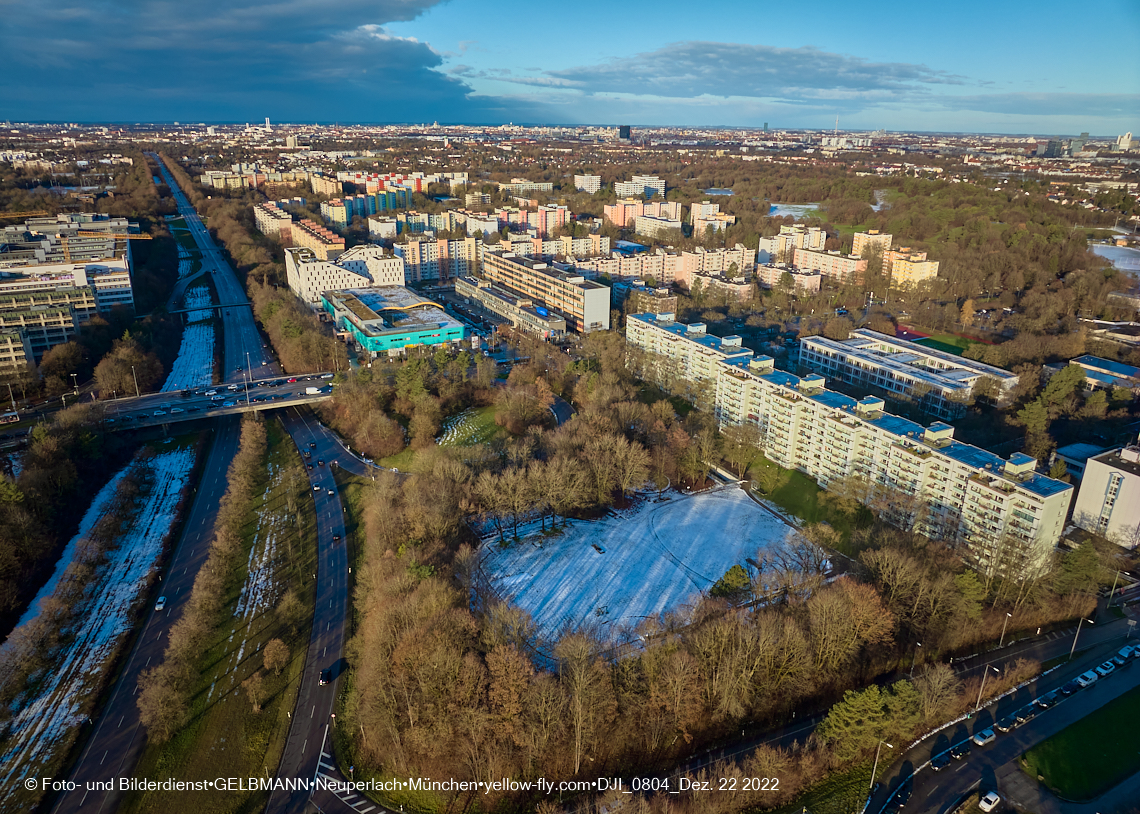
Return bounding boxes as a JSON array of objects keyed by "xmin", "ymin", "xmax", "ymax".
[
  {"xmin": 574, "ymin": 175, "xmax": 602, "ymax": 193},
  {"xmin": 757, "ymin": 225, "xmax": 826, "ymax": 264},
  {"xmin": 394, "ymin": 236, "xmax": 478, "ymax": 284},
  {"xmin": 1072, "ymin": 444, "xmax": 1140, "ymax": 548},
  {"xmin": 290, "ymin": 219, "xmax": 345, "ymax": 261},
  {"xmin": 455, "ymin": 277, "xmax": 567, "ymax": 339},
  {"xmin": 0, "ymin": 328, "xmax": 33, "ymax": 374},
  {"xmin": 0, "ymin": 306, "xmax": 79, "ymax": 360},
  {"xmin": 285, "ymin": 245, "xmax": 404, "ymax": 307},
  {"xmin": 799, "ymin": 329, "xmax": 1019, "ymax": 419},
  {"xmin": 851, "ymin": 229, "xmax": 893, "ymax": 257},
  {"xmin": 614, "ymin": 175, "xmax": 665, "ymax": 199},
  {"xmin": 480, "ymin": 249, "xmax": 610, "ymax": 333},
  {"xmin": 755, "ymin": 264, "xmax": 822, "ymax": 294},
  {"xmin": 792, "ymin": 247, "xmax": 866, "ymax": 284},
  {"xmin": 321, "ymin": 287, "xmax": 465, "ymax": 358}
]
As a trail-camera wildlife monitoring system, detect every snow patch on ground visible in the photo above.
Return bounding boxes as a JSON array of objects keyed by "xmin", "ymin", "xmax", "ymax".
[
  {"xmin": 160, "ymin": 286, "xmax": 215, "ymax": 393},
  {"xmin": 478, "ymin": 487, "xmax": 796, "ymax": 644},
  {"xmin": 0, "ymin": 448, "xmax": 196, "ymax": 797},
  {"xmin": 177, "ymin": 243, "xmax": 195, "ymax": 278},
  {"xmin": 438, "ymin": 408, "xmax": 479, "ymax": 446}
]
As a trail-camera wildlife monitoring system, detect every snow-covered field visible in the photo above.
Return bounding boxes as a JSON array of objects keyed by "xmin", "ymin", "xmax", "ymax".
[
  {"xmin": 160, "ymin": 286, "xmax": 215, "ymax": 393},
  {"xmin": 479, "ymin": 486, "xmax": 796, "ymax": 643},
  {"xmin": 177, "ymin": 243, "xmax": 195, "ymax": 278},
  {"xmin": 0, "ymin": 447, "xmax": 196, "ymax": 798},
  {"xmin": 438, "ymin": 408, "xmax": 481, "ymax": 446}
]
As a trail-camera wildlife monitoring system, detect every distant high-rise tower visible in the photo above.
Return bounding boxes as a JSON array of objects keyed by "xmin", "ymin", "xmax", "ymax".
[
  {"xmin": 265, "ymin": 117, "xmax": 271, "ymax": 132},
  {"xmin": 764, "ymin": 122, "xmax": 768, "ymax": 131},
  {"xmin": 618, "ymin": 125, "xmax": 631, "ymax": 140}
]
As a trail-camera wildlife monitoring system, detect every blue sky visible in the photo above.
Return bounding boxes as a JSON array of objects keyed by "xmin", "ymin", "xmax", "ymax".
[{"xmin": 1, "ymin": 0, "xmax": 1137, "ymax": 134}]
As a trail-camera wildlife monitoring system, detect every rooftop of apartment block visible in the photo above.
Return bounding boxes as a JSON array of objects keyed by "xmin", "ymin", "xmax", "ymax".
[
  {"xmin": 629, "ymin": 312, "xmax": 753, "ymax": 358},
  {"xmin": 805, "ymin": 329, "xmax": 1018, "ymax": 383}
]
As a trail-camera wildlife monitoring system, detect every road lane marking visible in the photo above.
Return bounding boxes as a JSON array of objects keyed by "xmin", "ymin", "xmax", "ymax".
[
  {"xmin": 101, "ymin": 750, "xmax": 108, "ymax": 765},
  {"xmin": 118, "ymin": 715, "xmax": 124, "ymax": 727}
]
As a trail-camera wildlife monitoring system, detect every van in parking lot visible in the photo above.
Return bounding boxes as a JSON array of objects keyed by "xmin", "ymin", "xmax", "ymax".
[{"xmin": 1075, "ymin": 670, "xmax": 1099, "ymax": 688}]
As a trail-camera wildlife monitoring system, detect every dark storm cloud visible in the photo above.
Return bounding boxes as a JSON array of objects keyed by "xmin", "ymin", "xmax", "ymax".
[{"xmin": 0, "ymin": 0, "xmax": 536, "ymax": 122}]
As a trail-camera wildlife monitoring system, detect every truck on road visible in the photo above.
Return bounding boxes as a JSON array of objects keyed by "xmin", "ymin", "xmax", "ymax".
[{"xmin": 305, "ymin": 386, "xmax": 322, "ymax": 395}]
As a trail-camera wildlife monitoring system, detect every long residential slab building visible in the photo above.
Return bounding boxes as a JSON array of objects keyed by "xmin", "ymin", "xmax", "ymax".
[
  {"xmin": 799, "ymin": 329, "xmax": 1020, "ymax": 419},
  {"xmin": 479, "ymin": 248, "xmax": 610, "ymax": 333},
  {"xmin": 627, "ymin": 312, "xmax": 1072, "ymax": 575}
]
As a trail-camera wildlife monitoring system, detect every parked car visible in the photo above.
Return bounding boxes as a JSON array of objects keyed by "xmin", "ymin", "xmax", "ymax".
[
  {"xmin": 1015, "ymin": 705, "xmax": 1038, "ymax": 724},
  {"xmin": 949, "ymin": 741, "xmax": 971, "ymax": 760},
  {"xmin": 1095, "ymin": 660, "xmax": 1116, "ymax": 678},
  {"xmin": 995, "ymin": 714, "xmax": 1018, "ymax": 732},
  {"xmin": 930, "ymin": 752, "xmax": 951, "ymax": 771},
  {"xmin": 971, "ymin": 728, "xmax": 996, "ymax": 747},
  {"xmin": 979, "ymin": 791, "xmax": 1001, "ymax": 813},
  {"xmin": 1035, "ymin": 691, "xmax": 1058, "ymax": 709},
  {"xmin": 1060, "ymin": 679, "xmax": 1081, "ymax": 696},
  {"xmin": 1075, "ymin": 670, "xmax": 1099, "ymax": 688}
]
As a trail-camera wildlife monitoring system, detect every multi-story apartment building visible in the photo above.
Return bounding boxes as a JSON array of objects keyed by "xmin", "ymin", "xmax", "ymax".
[
  {"xmin": 614, "ymin": 175, "xmax": 665, "ymax": 198},
  {"xmin": 693, "ymin": 212, "xmax": 737, "ymax": 234},
  {"xmin": 755, "ymin": 264, "xmax": 822, "ymax": 294},
  {"xmin": 497, "ymin": 178, "xmax": 554, "ymax": 195},
  {"xmin": 367, "ymin": 217, "xmax": 398, "ymax": 241},
  {"xmin": 394, "ymin": 236, "xmax": 478, "ymax": 284},
  {"xmin": 626, "ymin": 313, "xmax": 752, "ymax": 405},
  {"xmin": 574, "ymin": 174, "xmax": 602, "ymax": 193},
  {"xmin": 885, "ymin": 249, "xmax": 940, "ymax": 287},
  {"xmin": 709, "ymin": 354, "xmax": 1071, "ymax": 576},
  {"xmin": 690, "ymin": 201, "xmax": 721, "ymax": 222},
  {"xmin": 792, "ymin": 247, "xmax": 866, "ymax": 284},
  {"xmin": 466, "ymin": 213, "xmax": 501, "ymax": 237},
  {"xmin": 285, "ymin": 245, "xmax": 404, "ymax": 307},
  {"xmin": 756, "ymin": 225, "xmax": 825, "ymax": 264},
  {"xmin": 310, "ymin": 174, "xmax": 342, "ymax": 196},
  {"xmin": 480, "ymin": 249, "xmax": 610, "ymax": 333},
  {"xmin": 603, "ymin": 198, "xmax": 682, "ymax": 227},
  {"xmin": 455, "ymin": 276, "xmax": 567, "ymax": 339},
  {"xmin": 851, "ymin": 229, "xmax": 893, "ymax": 257},
  {"xmin": 1071, "ymin": 444, "xmax": 1140, "ymax": 548},
  {"xmin": 626, "ymin": 313, "xmax": 1072, "ymax": 573},
  {"xmin": 320, "ymin": 199, "xmax": 349, "ymax": 228},
  {"xmin": 634, "ymin": 215, "xmax": 683, "ymax": 238},
  {"xmin": 290, "ymin": 219, "xmax": 345, "ymax": 261},
  {"xmin": 253, "ymin": 201, "xmax": 294, "ymax": 238},
  {"xmin": 465, "ymin": 193, "xmax": 492, "ymax": 207},
  {"xmin": 799, "ymin": 329, "xmax": 1020, "ymax": 418},
  {"xmin": 676, "ymin": 244, "xmax": 755, "ymax": 287}
]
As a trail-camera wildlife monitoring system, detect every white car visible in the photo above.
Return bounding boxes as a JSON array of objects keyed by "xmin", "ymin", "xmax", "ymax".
[
  {"xmin": 153, "ymin": 410, "xmax": 166, "ymax": 417},
  {"xmin": 1095, "ymin": 660, "xmax": 1115, "ymax": 678},
  {"xmin": 978, "ymin": 791, "xmax": 1000, "ymax": 812},
  {"xmin": 154, "ymin": 596, "xmax": 166, "ymax": 611},
  {"xmin": 204, "ymin": 390, "xmax": 217, "ymax": 396},
  {"xmin": 1075, "ymin": 670, "xmax": 1099, "ymax": 688},
  {"xmin": 971, "ymin": 728, "xmax": 996, "ymax": 747}
]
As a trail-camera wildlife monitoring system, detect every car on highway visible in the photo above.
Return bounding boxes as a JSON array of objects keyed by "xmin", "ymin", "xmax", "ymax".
[
  {"xmin": 312, "ymin": 484, "xmax": 321, "ymax": 491},
  {"xmin": 318, "ymin": 459, "xmax": 324, "ymax": 466},
  {"xmin": 949, "ymin": 741, "xmax": 970, "ymax": 760},
  {"xmin": 332, "ymin": 534, "xmax": 340, "ymax": 543},
  {"xmin": 1095, "ymin": 660, "xmax": 1116, "ymax": 678},
  {"xmin": 153, "ymin": 410, "xmax": 166, "ymax": 417},
  {"xmin": 930, "ymin": 752, "xmax": 951, "ymax": 771},
  {"xmin": 205, "ymin": 390, "xmax": 217, "ymax": 396},
  {"xmin": 307, "ymin": 463, "xmax": 314, "ymax": 470},
  {"xmin": 287, "ymin": 377, "xmax": 297, "ymax": 383},
  {"xmin": 319, "ymin": 669, "xmax": 330, "ymax": 686},
  {"xmin": 978, "ymin": 791, "xmax": 1001, "ymax": 812},
  {"xmin": 995, "ymin": 714, "xmax": 1018, "ymax": 732},
  {"xmin": 211, "ymin": 395, "xmax": 225, "ymax": 401},
  {"xmin": 170, "ymin": 407, "xmax": 185, "ymax": 414},
  {"xmin": 309, "ymin": 442, "xmax": 317, "ymax": 448},
  {"xmin": 222, "ymin": 401, "xmax": 235, "ymax": 407},
  {"xmin": 321, "ymin": 373, "xmax": 334, "ymax": 379},
  {"xmin": 154, "ymin": 596, "xmax": 166, "ymax": 611},
  {"xmin": 327, "ymin": 489, "xmax": 334, "ymax": 495},
  {"xmin": 971, "ymin": 728, "xmax": 996, "ymax": 747}
]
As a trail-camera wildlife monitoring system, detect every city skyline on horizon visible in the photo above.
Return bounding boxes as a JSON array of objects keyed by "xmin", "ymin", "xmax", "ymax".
[{"xmin": 0, "ymin": 0, "xmax": 1136, "ymax": 136}]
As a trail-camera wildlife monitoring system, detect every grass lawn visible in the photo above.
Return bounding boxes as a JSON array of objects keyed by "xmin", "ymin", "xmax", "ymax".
[
  {"xmin": 437, "ymin": 405, "xmax": 502, "ymax": 448},
  {"xmin": 122, "ymin": 419, "xmax": 318, "ymax": 814},
  {"xmin": 749, "ymin": 454, "xmax": 871, "ymax": 552},
  {"xmin": 912, "ymin": 334, "xmax": 976, "ymax": 356},
  {"xmin": 1021, "ymin": 683, "xmax": 1140, "ymax": 801},
  {"xmin": 772, "ymin": 760, "xmax": 873, "ymax": 814}
]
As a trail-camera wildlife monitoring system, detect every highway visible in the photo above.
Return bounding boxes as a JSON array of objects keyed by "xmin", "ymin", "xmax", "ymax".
[
  {"xmin": 266, "ymin": 408, "xmax": 354, "ymax": 814},
  {"xmin": 52, "ymin": 418, "xmax": 242, "ymax": 814}
]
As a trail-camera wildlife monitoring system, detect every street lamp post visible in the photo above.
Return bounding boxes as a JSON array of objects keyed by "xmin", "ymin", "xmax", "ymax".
[
  {"xmin": 6, "ymin": 382, "xmax": 15, "ymax": 413},
  {"xmin": 1069, "ymin": 616, "xmax": 1094, "ymax": 661},
  {"xmin": 910, "ymin": 642, "xmax": 923, "ymax": 678},
  {"xmin": 70, "ymin": 373, "xmax": 78, "ymax": 395},
  {"xmin": 131, "ymin": 365, "xmax": 140, "ymax": 398},
  {"xmin": 999, "ymin": 612, "xmax": 1013, "ymax": 648},
  {"xmin": 974, "ymin": 664, "xmax": 1000, "ymax": 712},
  {"xmin": 869, "ymin": 739, "xmax": 893, "ymax": 794},
  {"xmin": 1108, "ymin": 570, "xmax": 1121, "ymax": 608}
]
